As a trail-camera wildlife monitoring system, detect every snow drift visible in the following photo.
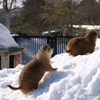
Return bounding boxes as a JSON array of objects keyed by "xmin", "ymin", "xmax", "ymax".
[{"xmin": 0, "ymin": 39, "xmax": 100, "ymax": 100}]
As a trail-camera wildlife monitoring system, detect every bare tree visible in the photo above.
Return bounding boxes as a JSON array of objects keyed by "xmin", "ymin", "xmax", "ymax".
[{"xmin": 3, "ymin": 0, "xmax": 14, "ymax": 30}]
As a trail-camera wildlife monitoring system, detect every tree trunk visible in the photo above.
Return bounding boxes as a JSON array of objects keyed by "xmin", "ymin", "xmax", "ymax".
[
  {"xmin": 6, "ymin": 11, "xmax": 10, "ymax": 31},
  {"xmin": 70, "ymin": 0, "xmax": 73, "ymax": 35},
  {"xmin": 3, "ymin": 0, "xmax": 14, "ymax": 31}
]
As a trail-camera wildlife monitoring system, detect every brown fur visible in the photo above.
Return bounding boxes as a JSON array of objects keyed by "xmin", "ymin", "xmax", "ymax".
[
  {"xmin": 7, "ymin": 45, "xmax": 57, "ymax": 93},
  {"xmin": 65, "ymin": 30, "xmax": 98, "ymax": 56}
]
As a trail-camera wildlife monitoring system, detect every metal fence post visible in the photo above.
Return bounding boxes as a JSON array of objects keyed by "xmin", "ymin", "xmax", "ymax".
[{"xmin": 47, "ymin": 36, "xmax": 57, "ymax": 56}]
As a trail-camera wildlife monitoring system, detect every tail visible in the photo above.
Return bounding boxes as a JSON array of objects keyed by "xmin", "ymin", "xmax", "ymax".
[{"xmin": 7, "ymin": 85, "xmax": 21, "ymax": 90}]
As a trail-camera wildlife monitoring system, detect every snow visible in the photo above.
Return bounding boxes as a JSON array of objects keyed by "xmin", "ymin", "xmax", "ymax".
[
  {"xmin": 1, "ymin": 39, "xmax": 100, "ymax": 100},
  {"xmin": 73, "ymin": 25, "xmax": 100, "ymax": 30},
  {"xmin": 42, "ymin": 29, "xmax": 61, "ymax": 35},
  {"xmin": 11, "ymin": 34, "xmax": 19, "ymax": 36},
  {"xmin": 0, "ymin": 23, "xmax": 19, "ymax": 48}
]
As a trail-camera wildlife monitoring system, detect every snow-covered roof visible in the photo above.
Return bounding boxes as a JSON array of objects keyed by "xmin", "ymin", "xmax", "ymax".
[
  {"xmin": 73, "ymin": 25, "xmax": 100, "ymax": 30},
  {"xmin": 42, "ymin": 29, "xmax": 61, "ymax": 35},
  {"xmin": 42, "ymin": 25, "xmax": 100, "ymax": 35},
  {"xmin": 0, "ymin": 23, "xmax": 19, "ymax": 49}
]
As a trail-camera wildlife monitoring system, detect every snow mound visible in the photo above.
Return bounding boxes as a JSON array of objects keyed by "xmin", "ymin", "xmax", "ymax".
[
  {"xmin": 0, "ymin": 39, "xmax": 100, "ymax": 100},
  {"xmin": 0, "ymin": 23, "xmax": 19, "ymax": 48}
]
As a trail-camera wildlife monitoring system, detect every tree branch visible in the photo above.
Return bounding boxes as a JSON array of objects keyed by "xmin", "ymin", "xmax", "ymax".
[
  {"xmin": 10, "ymin": 0, "xmax": 14, "ymax": 10},
  {"xmin": 3, "ymin": 0, "xmax": 9, "ymax": 12},
  {"xmin": 3, "ymin": 0, "xmax": 14, "ymax": 13}
]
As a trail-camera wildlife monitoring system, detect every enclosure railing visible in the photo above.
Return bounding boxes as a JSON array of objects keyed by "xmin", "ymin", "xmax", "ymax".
[{"xmin": 13, "ymin": 36, "xmax": 74, "ymax": 64}]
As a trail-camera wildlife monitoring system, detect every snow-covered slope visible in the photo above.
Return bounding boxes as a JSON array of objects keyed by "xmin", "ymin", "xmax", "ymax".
[{"xmin": 0, "ymin": 39, "xmax": 100, "ymax": 100}]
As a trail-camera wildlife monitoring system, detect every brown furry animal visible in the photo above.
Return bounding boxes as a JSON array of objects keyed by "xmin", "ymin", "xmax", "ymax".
[
  {"xmin": 65, "ymin": 30, "xmax": 98, "ymax": 56},
  {"xmin": 7, "ymin": 45, "xmax": 57, "ymax": 93}
]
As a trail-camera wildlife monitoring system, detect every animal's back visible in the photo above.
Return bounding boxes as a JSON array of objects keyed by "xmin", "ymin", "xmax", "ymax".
[
  {"xmin": 66, "ymin": 37, "xmax": 95, "ymax": 55},
  {"xmin": 18, "ymin": 58, "xmax": 45, "ymax": 87}
]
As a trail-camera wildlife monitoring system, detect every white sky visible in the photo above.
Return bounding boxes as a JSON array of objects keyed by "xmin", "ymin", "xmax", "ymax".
[
  {"xmin": 0, "ymin": 0, "xmax": 100, "ymax": 9},
  {"xmin": 0, "ymin": 0, "xmax": 24, "ymax": 9}
]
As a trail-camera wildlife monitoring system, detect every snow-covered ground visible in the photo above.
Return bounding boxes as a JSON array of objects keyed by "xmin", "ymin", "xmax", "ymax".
[{"xmin": 1, "ymin": 39, "xmax": 100, "ymax": 100}]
